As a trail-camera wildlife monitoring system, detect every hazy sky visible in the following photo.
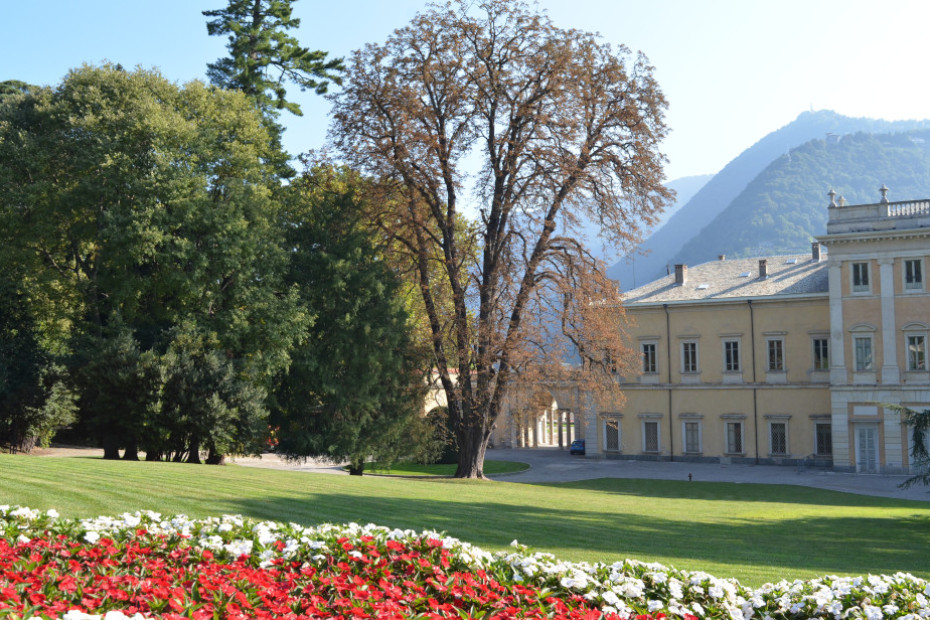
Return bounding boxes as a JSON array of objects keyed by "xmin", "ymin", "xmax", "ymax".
[{"xmin": 5, "ymin": 0, "xmax": 930, "ymax": 181}]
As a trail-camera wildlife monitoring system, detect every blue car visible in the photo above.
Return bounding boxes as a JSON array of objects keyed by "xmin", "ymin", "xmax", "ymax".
[{"xmin": 569, "ymin": 439, "xmax": 585, "ymax": 455}]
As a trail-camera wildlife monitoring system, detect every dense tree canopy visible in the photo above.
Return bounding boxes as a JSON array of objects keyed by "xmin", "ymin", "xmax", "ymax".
[
  {"xmin": 0, "ymin": 64, "xmax": 306, "ymax": 457},
  {"xmin": 330, "ymin": 0, "xmax": 672, "ymax": 477}
]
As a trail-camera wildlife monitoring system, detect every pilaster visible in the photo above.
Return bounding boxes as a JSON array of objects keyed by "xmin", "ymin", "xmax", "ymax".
[
  {"xmin": 879, "ymin": 258, "xmax": 900, "ymax": 384},
  {"xmin": 882, "ymin": 405, "xmax": 903, "ymax": 471},
  {"xmin": 828, "ymin": 263, "xmax": 847, "ymax": 385}
]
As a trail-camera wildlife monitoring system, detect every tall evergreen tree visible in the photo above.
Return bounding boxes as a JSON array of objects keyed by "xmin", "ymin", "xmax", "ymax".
[
  {"xmin": 203, "ymin": 0, "xmax": 343, "ymax": 117},
  {"xmin": 271, "ymin": 167, "xmax": 429, "ymax": 474},
  {"xmin": 898, "ymin": 405, "xmax": 930, "ymax": 490}
]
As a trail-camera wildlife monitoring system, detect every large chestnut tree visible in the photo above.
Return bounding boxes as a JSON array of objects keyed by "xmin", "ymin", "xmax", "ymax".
[{"xmin": 330, "ymin": 0, "xmax": 672, "ymax": 478}]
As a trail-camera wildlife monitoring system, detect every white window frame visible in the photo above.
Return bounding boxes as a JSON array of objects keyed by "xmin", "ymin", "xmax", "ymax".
[
  {"xmin": 851, "ymin": 261, "xmax": 870, "ymax": 293},
  {"xmin": 725, "ymin": 421, "xmax": 744, "ymax": 455},
  {"xmin": 906, "ymin": 333, "xmax": 927, "ymax": 371},
  {"xmin": 681, "ymin": 340, "xmax": 699, "ymax": 374},
  {"xmin": 812, "ymin": 336, "xmax": 829, "ymax": 371},
  {"xmin": 766, "ymin": 338, "xmax": 785, "ymax": 372},
  {"xmin": 603, "ymin": 417, "xmax": 621, "ymax": 452},
  {"xmin": 769, "ymin": 421, "xmax": 788, "ymax": 456},
  {"xmin": 904, "ymin": 258, "xmax": 924, "ymax": 292},
  {"xmin": 854, "ymin": 335, "xmax": 874, "ymax": 371},
  {"xmin": 682, "ymin": 420, "xmax": 702, "ymax": 454},
  {"xmin": 642, "ymin": 419, "xmax": 660, "ymax": 453},
  {"xmin": 641, "ymin": 342, "xmax": 658, "ymax": 374},
  {"xmin": 723, "ymin": 338, "xmax": 741, "ymax": 373}
]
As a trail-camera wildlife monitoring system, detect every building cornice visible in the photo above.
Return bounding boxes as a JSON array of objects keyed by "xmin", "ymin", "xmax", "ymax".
[
  {"xmin": 624, "ymin": 292, "xmax": 828, "ymax": 310},
  {"xmin": 817, "ymin": 227, "xmax": 930, "ymax": 246}
]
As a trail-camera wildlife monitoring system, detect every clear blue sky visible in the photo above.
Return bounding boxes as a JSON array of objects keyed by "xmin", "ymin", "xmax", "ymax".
[{"xmin": 5, "ymin": 0, "xmax": 930, "ymax": 181}]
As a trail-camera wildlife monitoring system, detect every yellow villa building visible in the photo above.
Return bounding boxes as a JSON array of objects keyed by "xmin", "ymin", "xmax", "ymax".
[{"xmin": 580, "ymin": 188, "xmax": 930, "ymax": 473}]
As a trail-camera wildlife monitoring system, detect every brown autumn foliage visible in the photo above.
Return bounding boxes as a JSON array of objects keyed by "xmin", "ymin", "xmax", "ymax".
[{"xmin": 329, "ymin": 0, "xmax": 672, "ymax": 478}]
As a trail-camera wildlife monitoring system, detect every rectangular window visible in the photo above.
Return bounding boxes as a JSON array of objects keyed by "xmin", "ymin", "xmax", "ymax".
[
  {"xmin": 642, "ymin": 343, "xmax": 657, "ymax": 374},
  {"xmin": 682, "ymin": 342, "xmax": 698, "ymax": 373},
  {"xmin": 852, "ymin": 262, "xmax": 870, "ymax": 292},
  {"xmin": 812, "ymin": 338, "xmax": 829, "ymax": 370},
  {"xmin": 726, "ymin": 422, "xmax": 743, "ymax": 454},
  {"xmin": 908, "ymin": 335, "xmax": 927, "ymax": 371},
  {"xmin": 767, "ymin": 339, "xmax": 784, "ymax": 371},
  {"xmin": 815, "ymin": 423, "xmax": 833, "ymax": 456},
  {"xmin": 905, "ymin": 259, "xmax": 923, "ymax": 290},
  {"xmin": 684, "ymin": 422, "xmax": 700, "ymax": 453},
  {"xmin": 770, "ymin": 423, "xmax": 787, "ymax": 455},
  {"xmin": 724, "ymin": 340, "xmax": 740, "ymax": 372},
  {"xmin": 854, "ymin": 336, "xmax": 873, "ymax": 371},
  {"xmin": 643, "ymin": 421, "xmax": 659, "ymax": 453},
  {"xmin": 604, "ymin": 418, "xmax": 620, "ymax": 452}
]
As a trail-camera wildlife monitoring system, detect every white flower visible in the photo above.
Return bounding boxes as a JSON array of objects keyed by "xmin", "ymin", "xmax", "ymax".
[
  {"xmin": 862, "ymin": 604, "xmax": 883, "ymax": 620},
  {"xmin": 647, "ymin": 599, "xmax": 664, "ymax": 612},
  {"xmin": 223, "ymin": 538, "xmax": 253, "ymax": 557},
  {"xmin": 620, "ymin": 578, "xmax": 645, "ymax": 598},
  {"xmin": 46, "ymin": 509, "xmax": 59, "ymax": 518},
  {"xmin": 84, "ymin": 530, "xmax": 100, "ymax": 544}
]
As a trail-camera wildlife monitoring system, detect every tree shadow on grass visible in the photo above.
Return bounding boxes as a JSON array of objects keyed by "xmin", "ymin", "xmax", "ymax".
[
  {"xmin": 215, "ymin": 486, "xmax": 930, "ymax": 583},
  {"xmin": 528, "ymin": 477, "xmax": 925, "ymax": 507}
]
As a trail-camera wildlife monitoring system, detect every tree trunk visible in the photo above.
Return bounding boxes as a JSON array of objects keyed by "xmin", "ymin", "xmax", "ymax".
[
  {"xmin": 122, "ymin": 442, "xmax": 139, "ymax": 461},
  {"xmin": 455, "ymin": 427, "xmax": 490, "ymax": 479},
  {"xmin": 347, "ymin": 459, "xmax": 365, "ymax": 476},
  {"xmin": 206, "ymin": 446, "xmax": 225, "ymax": 465},
  {"xmin": 186, "ymin": 438, "xmax": 202, "ymax": 464},
  {"xmin": 145, "ymin": 451, "xmax": 161, "ymax": 462},
  {"xmin": 102, "ymin": 434, "xmax": 120, "ymax": 460}
]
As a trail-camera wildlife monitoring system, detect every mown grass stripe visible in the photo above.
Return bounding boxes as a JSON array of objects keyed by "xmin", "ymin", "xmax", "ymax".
[{"xmin": 2, "ymin": 454, "xmax": 928, "ymax": 587}]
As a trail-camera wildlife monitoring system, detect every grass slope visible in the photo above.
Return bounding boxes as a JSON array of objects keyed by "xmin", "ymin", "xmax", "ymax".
[
  {"xmin": 364, "ymin": 460, "xmax": 529, "ymax": 476},
  {"xmin": 2, "ymin": 454, "xmax": 928, "ymax": 587}
]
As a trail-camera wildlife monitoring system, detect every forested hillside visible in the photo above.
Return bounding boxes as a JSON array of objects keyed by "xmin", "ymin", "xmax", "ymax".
[
  {"xmin": 608, "ymin": 111, "xmax": 930, "ymax": 288},
  {"xmin": 670, "ymin": 130, "xmax": 930, "ymax": 264}
]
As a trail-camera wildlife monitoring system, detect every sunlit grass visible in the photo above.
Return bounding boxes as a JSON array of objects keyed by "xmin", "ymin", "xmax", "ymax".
[
  {"xmin": 2, "ymin": 453, "xmax": 929, "ymax": 587},
  {"xmin": 362, "ymin": 459, "xmax": 529, "ymax": 476}
]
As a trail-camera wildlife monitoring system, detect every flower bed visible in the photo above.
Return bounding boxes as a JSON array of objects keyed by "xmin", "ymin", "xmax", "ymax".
[{"xmin": 1, "ymin": 506, "xmax": 928, "ymax": 619}]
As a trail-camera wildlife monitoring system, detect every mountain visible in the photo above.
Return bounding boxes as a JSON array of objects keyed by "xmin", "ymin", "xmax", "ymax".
[
  {"xmin": 607, "ymin": 110, "xmax": 930, "ymax": 289},
  {"xmin": 580, "ymin": 173, "xmax": 711, "ymax": 264},
  {"xmin": 670, "ymin": 129, "xmax": 930, "ymax": 263}
]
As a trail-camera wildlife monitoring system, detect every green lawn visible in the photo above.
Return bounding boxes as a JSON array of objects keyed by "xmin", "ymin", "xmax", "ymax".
[
  {"xmin": 362, "ymin": 459, "xmax": 529, "ymax": 476},
  {"xmin": 2, "ymin": 453, "xmax": 929, "ymax": 587}
]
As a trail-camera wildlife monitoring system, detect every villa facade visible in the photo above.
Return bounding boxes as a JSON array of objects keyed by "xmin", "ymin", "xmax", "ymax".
[{"xmin": 583, "ymin": 189, "xmax": 930, "ymax": 473}]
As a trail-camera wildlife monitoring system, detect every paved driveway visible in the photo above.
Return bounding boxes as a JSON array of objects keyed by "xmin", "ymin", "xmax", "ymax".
[{"xmin": 485, "ymin": 447, "xmax": 930, "ymax": 502}]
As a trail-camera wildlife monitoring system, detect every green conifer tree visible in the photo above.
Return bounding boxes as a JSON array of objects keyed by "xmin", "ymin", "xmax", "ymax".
[{"xmin": 203, "ymin": 0, "xmax": 343, "ymax": 117}]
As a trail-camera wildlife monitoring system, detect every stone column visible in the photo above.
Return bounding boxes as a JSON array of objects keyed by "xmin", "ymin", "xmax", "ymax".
[{"xmin": 879, "ymin": 258, "xmax": 900, "ymax": 385}]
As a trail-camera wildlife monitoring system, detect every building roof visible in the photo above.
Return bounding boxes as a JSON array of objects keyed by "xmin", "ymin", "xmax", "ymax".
[{"xmin": 622, "ymin": 254, "xmax": 829, "ymax": 306}]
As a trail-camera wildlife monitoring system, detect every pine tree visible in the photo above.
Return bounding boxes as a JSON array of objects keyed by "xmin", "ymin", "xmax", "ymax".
[{"xmin": 203, "ymin": 0, "xmax": 343, "ymax": 117}]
